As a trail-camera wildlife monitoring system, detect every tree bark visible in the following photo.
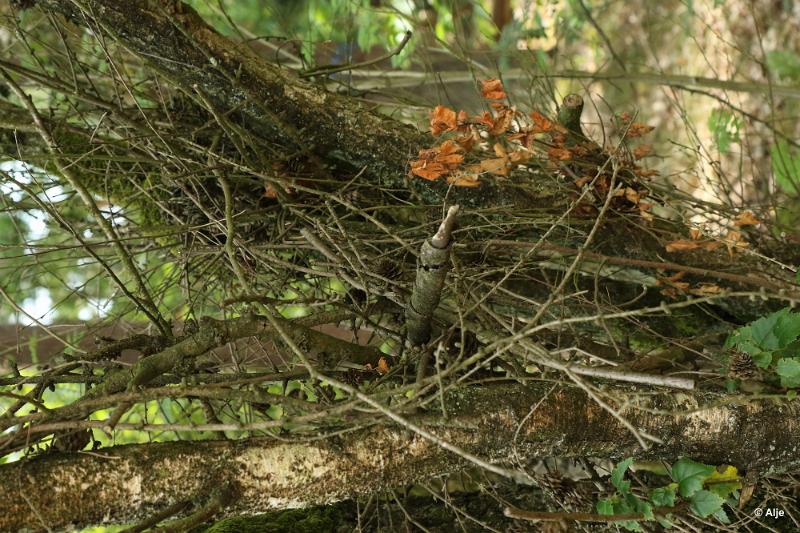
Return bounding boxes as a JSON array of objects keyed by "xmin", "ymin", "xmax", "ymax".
[
  {"xmin": 1, "ymin": 382, "xmax": 798, "ymax": 530},
  {"xmin": 34, "ymin": 0, "xmax": 426, "ymax": 188}
]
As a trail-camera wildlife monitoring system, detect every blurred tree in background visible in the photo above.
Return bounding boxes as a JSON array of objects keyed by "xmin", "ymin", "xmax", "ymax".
[{"xmin": 1, "ymin": 1, "xmax": 799, "ymax": 531}]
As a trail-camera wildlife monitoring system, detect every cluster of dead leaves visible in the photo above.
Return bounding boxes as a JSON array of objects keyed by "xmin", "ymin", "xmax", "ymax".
[
  {"xmin": 664, "ymin": 211, "xmax": 760, "ymax": 259},
  {"xmin": 660, "ymin": 214, "xmax": 762, "ymax": 298},
  {"xmin": 409, "ymin": 78, "xmax": 575, "ymax": 187},
  {"xmin": 657, "ymin": 271, "xmax": 724, "ymax": 299},
  {"xmin": 410, "ymin": 79, "xmax": 662, "ymax": 228}
]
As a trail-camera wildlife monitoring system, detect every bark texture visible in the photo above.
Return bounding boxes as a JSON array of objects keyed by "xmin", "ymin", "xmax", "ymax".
[{"xmin": 2, "ymin": 383, "xmax": 799, "ymax": 531}]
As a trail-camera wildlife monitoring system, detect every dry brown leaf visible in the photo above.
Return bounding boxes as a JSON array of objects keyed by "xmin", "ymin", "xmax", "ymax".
[
  {"xmin": 638, "ymin": 202, "xmax": 654, "ymax": 221},
  {"xmin": 262, "ymin": 184, "xmax": 279, "ymax": 199},
  {"xmin": 488, "ymin": 109, "xmax": 515, "ymax": 136},
  {"xmin": 626, "ymin": 122, "xmax": 655, "ymax": 138},
  {"xmin": 548, "ymin": 147, "xmax": 572, "ymax": 161},
  {"xmin": 665, "ymin": 239, "xmax": 720, "ymax": 253},
  {"xmin": 509, "ymin": 149, "xmax": 530, "ymax": 164},
  {"xmin": 530, "ymin": 111, "xmax": 557, "ymax": 133},
  {"xmin": 690, "ymin": 283, "xmax": 724, "ymax": 296},
  {"xmin": 624, "ymin": 187, "xmax": 641, "ymax": 204},
  {"xmin": 723, "ymin": 230, "xmax": 749, "ymax": 257},
  {"xmin": 665, "ymin": 271, "xmax": 686, "ymax": 282},
  {"xmin": 480, "ymin": 157, "xmax": 509, "ymax": 176},
  {"xmin": 634, "ymin": 166, "xmax": 659, "ymax": 178},
  {"xmin": 447, "ymin": 172, "xmax": 480, "ymax": 187},
  {"xmin": 734, "ymin": 211, "xmax": 760, "ymax": 226},
  {"xmin": 633, "ymin": 144, "xmax": 653, "ymax": 160},
  {"xmin": 410, "ymin": 160, "xmax": 447, "ymax": 181},
  {"xmin": 430, "ymin": 105, "xmax": 457, "ymax": 135},
  {"xmin": 481, "ymin": 78, "xmax": 506, "ymax": 100}
]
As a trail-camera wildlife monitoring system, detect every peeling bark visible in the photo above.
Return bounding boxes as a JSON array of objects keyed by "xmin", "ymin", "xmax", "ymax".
[{"xmin": 2, "ymin": 383, "xmax": 800, "ymax": 530}]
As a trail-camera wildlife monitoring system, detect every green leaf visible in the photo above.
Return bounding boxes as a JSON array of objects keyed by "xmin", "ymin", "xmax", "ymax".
[
  {"xmin": 774, "ymin": 310, "xmax": 800, "ymax": 347},
  {"xmin": 713, "ymin": 507, "xmax": 731, "ymax": 524},
  {"xmin": 620, "ymin": 520, "xmax": 643, "ymax": 532},
  {"xmin": 689, "ymin": 490, "xmax": 724, "ymax": 518},
  {"xmin": 651, "ymin": 484, "xmax": 677, "ymax": 507},
  {"xmin": 750, "ymin": 309, "xmax": 787, "ymax": 351},
  {"xmin": 596, "ymin": 498, "xmax": 615, "ymax": 515},
  {"xmin": 771, "ymin": 140, "xmax": 800, "ymax": 195},
  {"xmin": 776, "ymin": 357, "xmax": 800, "ymax": 388},
  {"xmin": 707, "ymin": 109, "xmax": 740, "ymax": 153},
  {"xmin": 766, "ymin": 50, "xmax": 800, "ymax": 82},
  {"xmin": 657, "ymin": 513, "xmax": 675, "ymax": 528},
  {"xmin": 672, "ymin": 458, "xmax": 714, "ymax": 497},
  {"xmin": 612, "ymin": 457, "xmax": 634, "ymax": 493}
]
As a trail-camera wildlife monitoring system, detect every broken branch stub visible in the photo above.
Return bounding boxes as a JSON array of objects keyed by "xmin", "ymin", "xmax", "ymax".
[{"xmin": 405, "ymin": 206, "xmax": 460, "ymax": 346}]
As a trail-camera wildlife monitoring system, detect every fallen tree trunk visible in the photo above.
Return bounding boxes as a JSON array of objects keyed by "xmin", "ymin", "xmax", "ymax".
[{"xmin": 2, "ymin": 382, "xmax": 798, "ymax": 531}]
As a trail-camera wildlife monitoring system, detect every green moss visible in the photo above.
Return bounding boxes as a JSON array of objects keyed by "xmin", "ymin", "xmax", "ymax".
[{"xmin": 202, "ymin": 503, "xmax": 356, "ymax": 533}]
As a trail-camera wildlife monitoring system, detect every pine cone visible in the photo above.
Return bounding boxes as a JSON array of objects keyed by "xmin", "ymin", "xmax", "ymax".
[{"xmin": 727, "ymin": 351, "xmax": 760, "ymax": 381}]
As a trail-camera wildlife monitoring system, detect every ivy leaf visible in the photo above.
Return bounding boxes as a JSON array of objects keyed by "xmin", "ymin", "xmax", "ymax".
[
  {"xmin": 689, "ymin": 490, "xmax": 724, "ymax": 518},
  {"xmin": 651, "ymin": 484, "xmax": 678, "ymax": 507},
  {"xmin": 776, "ymin": 357, "xmax": 800, "ymax": 388},
  {"xmin": 672, "ymin": 458, "xmax": 714, "ymax": 497},
  {"xmin": 612, "ymin": 457, "xmax": 634, "ymax": 493}
]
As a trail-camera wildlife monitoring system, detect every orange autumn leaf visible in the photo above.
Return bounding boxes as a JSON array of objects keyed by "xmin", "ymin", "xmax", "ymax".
[
  {"xmin": 409, "ymin": 140, "xmax": 464, "ymax": 181},
  {"xmin": 734, "ymin": 211, "xmax": 760, "ymax": 226},
  {"xmin": 262, "ymin": 184, "xmax": 279, "ymax": 199},
  {"xmin": 447, "ymin": 172, "xmax": 480, "ymax": 187},
  {"xmin": 479, "ymin": 157, "xmax": 509, "ymax": 176},
  {"xmin": 410, "ymin": 160, "xmax": 447, "ymax": 181},
  {"xmin": 665, "ymin": 239, "xmax": 720, "ymax": 253},
  {"xmin": 376, "ymin": 357, "xmax": 390, "ymax": 375},
  {"xmin": 454, "ymin": 132, "xmax": 478, "ymax": 152},
  {"xmin": 638, "ymin": 201, "xmax": 654, "ymax": 221},
  {"xmin": 723, "ymin": 230, "xmax": 749, "ymax": 257},
  {"xmin": 634, "ymin": 166, "xmax": 659, "ymax": 178},
  {"xmin": 690, "ymin": 283, "xmax": 724, "ymax": 296},
  {"xmin": 530, "ymin": 111, "xmax": 557, "ymax": 133},
  {"xmin": 548, "ymin": 147, "xmax": 572, "ymax": 161},
  {"xmin": 435, "ymin": 140, "xmax": 465, "ymax": 166},
  {"xmin": 633, "ymin": 144, "xmax": 653, "ymax": 160},
  {"xmin": 430, "ymin": 105, "xmax": 458, "ymax": 135},
  {"xmin": 622, "ymin": 187, "xmax": 641, "ymax": 204},
  {"xmin": 489, "ymin": 109, "xmax": 515, "ymax": 136},
  {"xmin": 626, "ymin": 122, "xmax": 655, "ymax": 138},
  {"xmin": 481, "ymin": 78, "xmax": 506, "ymax": 100},
  {"xmin": 509, "ymin": 149, "xmax": 530, "ymax": 164}
]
